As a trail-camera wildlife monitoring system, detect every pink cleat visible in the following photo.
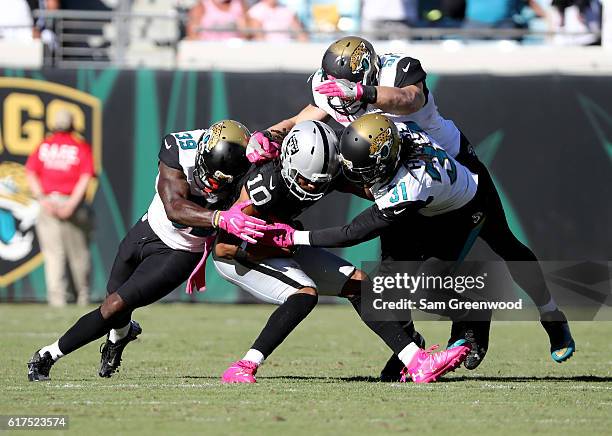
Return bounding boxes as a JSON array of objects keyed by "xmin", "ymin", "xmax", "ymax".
[
  {"xmin": 400, "ymin": 344, "xmax": 471, "ymax": 384},
  {"xmin": 221, "ymin": 360, "xmax": 258, "ymax": 384}
]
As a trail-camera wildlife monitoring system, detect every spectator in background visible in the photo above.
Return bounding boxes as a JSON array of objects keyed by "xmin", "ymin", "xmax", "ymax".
[
  {"xmin": 361, "ymin": 0, "xmax": 419, "ymax": 39},
  {"xmin": 549, "ymin": 0, "xmax": 601, "ymax": 45},
  {"xmin": 26, "ymin": 110, "xmax": 94, "ymax": 307},
  {"xmin": 463, "ymin": 0, "xmax": 547, "ymax": 30},
  {"xmin": 248, "ymin": 0, "xmax": 307, "ymax": 41},
  {"xmin": 186, "ymin": 0, "xmax": 250, "ymax": 40},
  {"xmin": 26, "ymin": 0, "xmax": 61, "ymax": 61}
]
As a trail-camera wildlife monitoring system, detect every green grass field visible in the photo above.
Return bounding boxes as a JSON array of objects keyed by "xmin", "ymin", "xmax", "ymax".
[{"xmin": 1, "ymin": 304, "xmax": 611, "ymax": 435}]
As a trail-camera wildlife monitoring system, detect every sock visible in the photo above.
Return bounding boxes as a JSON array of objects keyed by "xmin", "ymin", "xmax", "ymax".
[
  {"xmin": 251, "ymin": 292, "xmax": 318, "ymax": 358},
  {"xmin": 243, "ymin": 349, "xmax": 265, "ymax": 366},
  {"xmin": 39, "ymin": 340, "xmax": 64, "ymax": 361},
  {"xmin": 348, "ymin": 294, "xmax": 414, "ymax": 355},
  {"xmin": 109, "ymin": 322, "xmax": 131, "ymax": 344},
  {"xmin": 57, "ymin": 307, "xmax": 110, "ymax": 355},
  {"xmin": 537, "ymin": 297, "xmax": 558, "ymax": 315},
  {"xmin": 397, "ymin": 342, "xmax": 421, "ymax": 368}
]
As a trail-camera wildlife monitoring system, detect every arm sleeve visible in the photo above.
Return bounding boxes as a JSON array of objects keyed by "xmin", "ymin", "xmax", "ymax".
[
  {"xmin": 158, "ymin": 134, "xmax": 181, "ymax": 170},
  {"xmin": 308, "ymin": 204, "xmax": 395, "ymax": 248},
  {"xmin": 393, "ymin": 57, "xmax": 427, "ymax": 88}
]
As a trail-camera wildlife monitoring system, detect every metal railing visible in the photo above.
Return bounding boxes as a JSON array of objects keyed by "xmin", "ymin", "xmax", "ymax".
[{"xmin": 3, "ymin": 9, "xmax": 594, "ymax": 68}]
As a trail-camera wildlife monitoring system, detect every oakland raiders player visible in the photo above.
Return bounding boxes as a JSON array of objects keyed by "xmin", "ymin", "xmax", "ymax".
[
  {"xmin": 249, "ymin": 36, "xmax": 575, "ymax": 374},
  {"xmin": 214, "ymin": 120, "xmax": 470, "ymax": 384},
  {"xmin": 27, "ymin": 120, "xmax": 265, "ymax": 381}
]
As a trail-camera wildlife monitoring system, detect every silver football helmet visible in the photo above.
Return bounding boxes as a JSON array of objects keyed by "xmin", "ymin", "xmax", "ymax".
[{"xmin": 280, "ymin": 120, "xmax": 340, "ymax": 201}]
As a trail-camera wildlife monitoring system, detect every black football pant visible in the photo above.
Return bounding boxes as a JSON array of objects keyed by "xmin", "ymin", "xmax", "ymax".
[{"xmin": 57, "ymin": 217, "xmax": 201, "ymax": 355}]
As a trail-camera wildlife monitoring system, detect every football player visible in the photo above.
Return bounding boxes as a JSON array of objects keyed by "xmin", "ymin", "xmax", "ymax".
[
  {"xmin": 214, "ymin": 120, "xmax": 470, "ymax": 384},
  {"xmin": 249, "ymin": 36, "xmax": 575, "ymax": 374},
  {"xmin": 261, "ymin": 114, "xmax": 575, "ymax": 376},
  {"xmin": 27, "ymin": 120, "xmax": 266, "ymax": 381}
]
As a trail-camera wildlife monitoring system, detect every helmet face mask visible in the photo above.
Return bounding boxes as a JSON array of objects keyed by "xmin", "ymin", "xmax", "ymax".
[
  {"xmin": 326, "ymin": 94, "xmax": 366, "ymax": 117},
  {"xmin": 193, "ymin": 120, "xmax": 251, "ymax": 198},
  {"xmin": 283, "ymin": 167, "xmax": 332, "ymax": 201},
  {"xmin": 280, "ymin": 121, "xmax": 340, "ymax": 201}
]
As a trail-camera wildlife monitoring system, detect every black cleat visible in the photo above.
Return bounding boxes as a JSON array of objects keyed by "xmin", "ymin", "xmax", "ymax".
[
  {"xmin": 380, "ymin": 329, "xmax": 426, "ymax": 382},
  {"xmin": 540, "ymin": 310, "xmax": 575, "ymax": 363},
  {"xmin": 461, "ymin": 321, "xmax": 490, "ymax": 370},
  {"xmin": 447, "ymin": 311, "xmax": 491, "ymax": 370},
  {"xmin": 99, "ymin": 320, "xmax": 142, "ymax": 378},
  {"xmin": 27, "ymin": 350, "xmax": 55, "ymax": 382}
]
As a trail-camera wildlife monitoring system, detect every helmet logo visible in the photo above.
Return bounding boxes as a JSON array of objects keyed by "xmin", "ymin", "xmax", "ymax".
[
  {"xmin": 203, "ymin": 123, "xmax": 224, "ymax": 152},
  {"xmin": 370, "ymin": 127, "xmax": 392, "ymax": 159},
  {"xmin": 350, "ymin": 42, "xmax": 371, "ymax": 76},
  {"xmin": 286, "ymin": 134, "xmax": 300, "ymax": 155}
]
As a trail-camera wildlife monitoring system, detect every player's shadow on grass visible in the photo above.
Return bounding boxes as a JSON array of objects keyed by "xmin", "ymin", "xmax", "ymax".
[
  {"xmin": 440, "ymin": 375, "xmax": 612, "ymax": 383},
  {"xmin": 182, "ymin": 375, "xmax": 381, "ymax": 382},
  {"xmin": 182, "ymin": 375, "xmax": 612, "ymax": 383},
  {"xmin": 273, "ymin": 375, "xmax": 612, "ymax": 383}
]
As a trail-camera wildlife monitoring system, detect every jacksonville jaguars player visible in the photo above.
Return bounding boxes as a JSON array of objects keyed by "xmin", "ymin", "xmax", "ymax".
[
  {"xmin": 213, "ymin": 120, "xmax": 470, "ymax": 384},
  {"xmin": 27, "ymin": 120, "xmax": 266, "ymax": 381},
  {"xmin": 261, "ymin": 114, "xmax": 576, "ymax": 378},
  {"xmin": 249, "ymin": 36, "xmax": 575, "ymax": 375}
]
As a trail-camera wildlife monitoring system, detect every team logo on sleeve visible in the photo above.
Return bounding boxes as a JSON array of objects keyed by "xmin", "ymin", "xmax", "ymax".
[
  {"xmin": 370, "ymin": 127, "xmax": 392, "ymax": 159},
  {"xmin": 349, "ymin": 42, "xmax": 371, "ymax": 75}
]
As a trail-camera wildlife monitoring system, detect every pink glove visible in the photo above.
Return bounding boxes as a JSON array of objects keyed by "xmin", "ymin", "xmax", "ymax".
[
  {"xmin": 246, "ymin": 131, "xmax": 281, "ymax": 164},
  {"xmin": 213, "ymin": 200, "xmax": 267, "ymax": 243},
  {"xmin": 259, "ymin": 222, "xmax": 296, "ymax": 248},
  {"xmin": 315, "ymin": 78, "xmax": 363, "ymax": 101}
]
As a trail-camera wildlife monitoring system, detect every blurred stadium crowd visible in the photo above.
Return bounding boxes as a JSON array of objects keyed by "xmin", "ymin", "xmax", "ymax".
[{"xmin": 0, "ymin": 0, "xmax": 604, "ymax": 60}]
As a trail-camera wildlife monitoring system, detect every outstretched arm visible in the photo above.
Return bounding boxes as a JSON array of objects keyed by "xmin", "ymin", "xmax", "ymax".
[
  {"xmin": 262, "ymin": 200, "xmax": 423, "ymax": 249},
  {"xmin": 298, "ymin": 205, "xmax": 393, "ymax": 248},
  {"xmin": 372, "ymin": 83, "xmax": 425, "ymax": 115},
  {"xmin": 314, "ymin": 80, "xmax": 425, "ymax": 116}
]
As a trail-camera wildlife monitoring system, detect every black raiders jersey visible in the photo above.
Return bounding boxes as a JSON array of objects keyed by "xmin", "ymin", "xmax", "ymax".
[
  {"xmin": 147, "ymin": 129, "xmax": 235, "ymax": 252},
  {"xmin": 244, "ymin": 161, "xmax": 340, "ymax": 223}
]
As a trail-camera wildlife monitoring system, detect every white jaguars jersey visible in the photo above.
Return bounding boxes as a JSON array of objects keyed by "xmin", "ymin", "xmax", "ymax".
[
  {"xmin": 311, "ymin": 53, "xmax": 461, "ymax": 158},
  {"xmin": 147, "ymin": 128, "xmax": 219, "ymax": 252},
  {"xmin": 370, "ymin": 127, "xmax": 477, "ymax": 217}
]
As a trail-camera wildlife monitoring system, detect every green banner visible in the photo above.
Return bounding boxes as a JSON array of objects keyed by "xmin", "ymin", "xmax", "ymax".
[{"xmin": 1, "ymin": 68, "xmax": 611, "ymax": 302}]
